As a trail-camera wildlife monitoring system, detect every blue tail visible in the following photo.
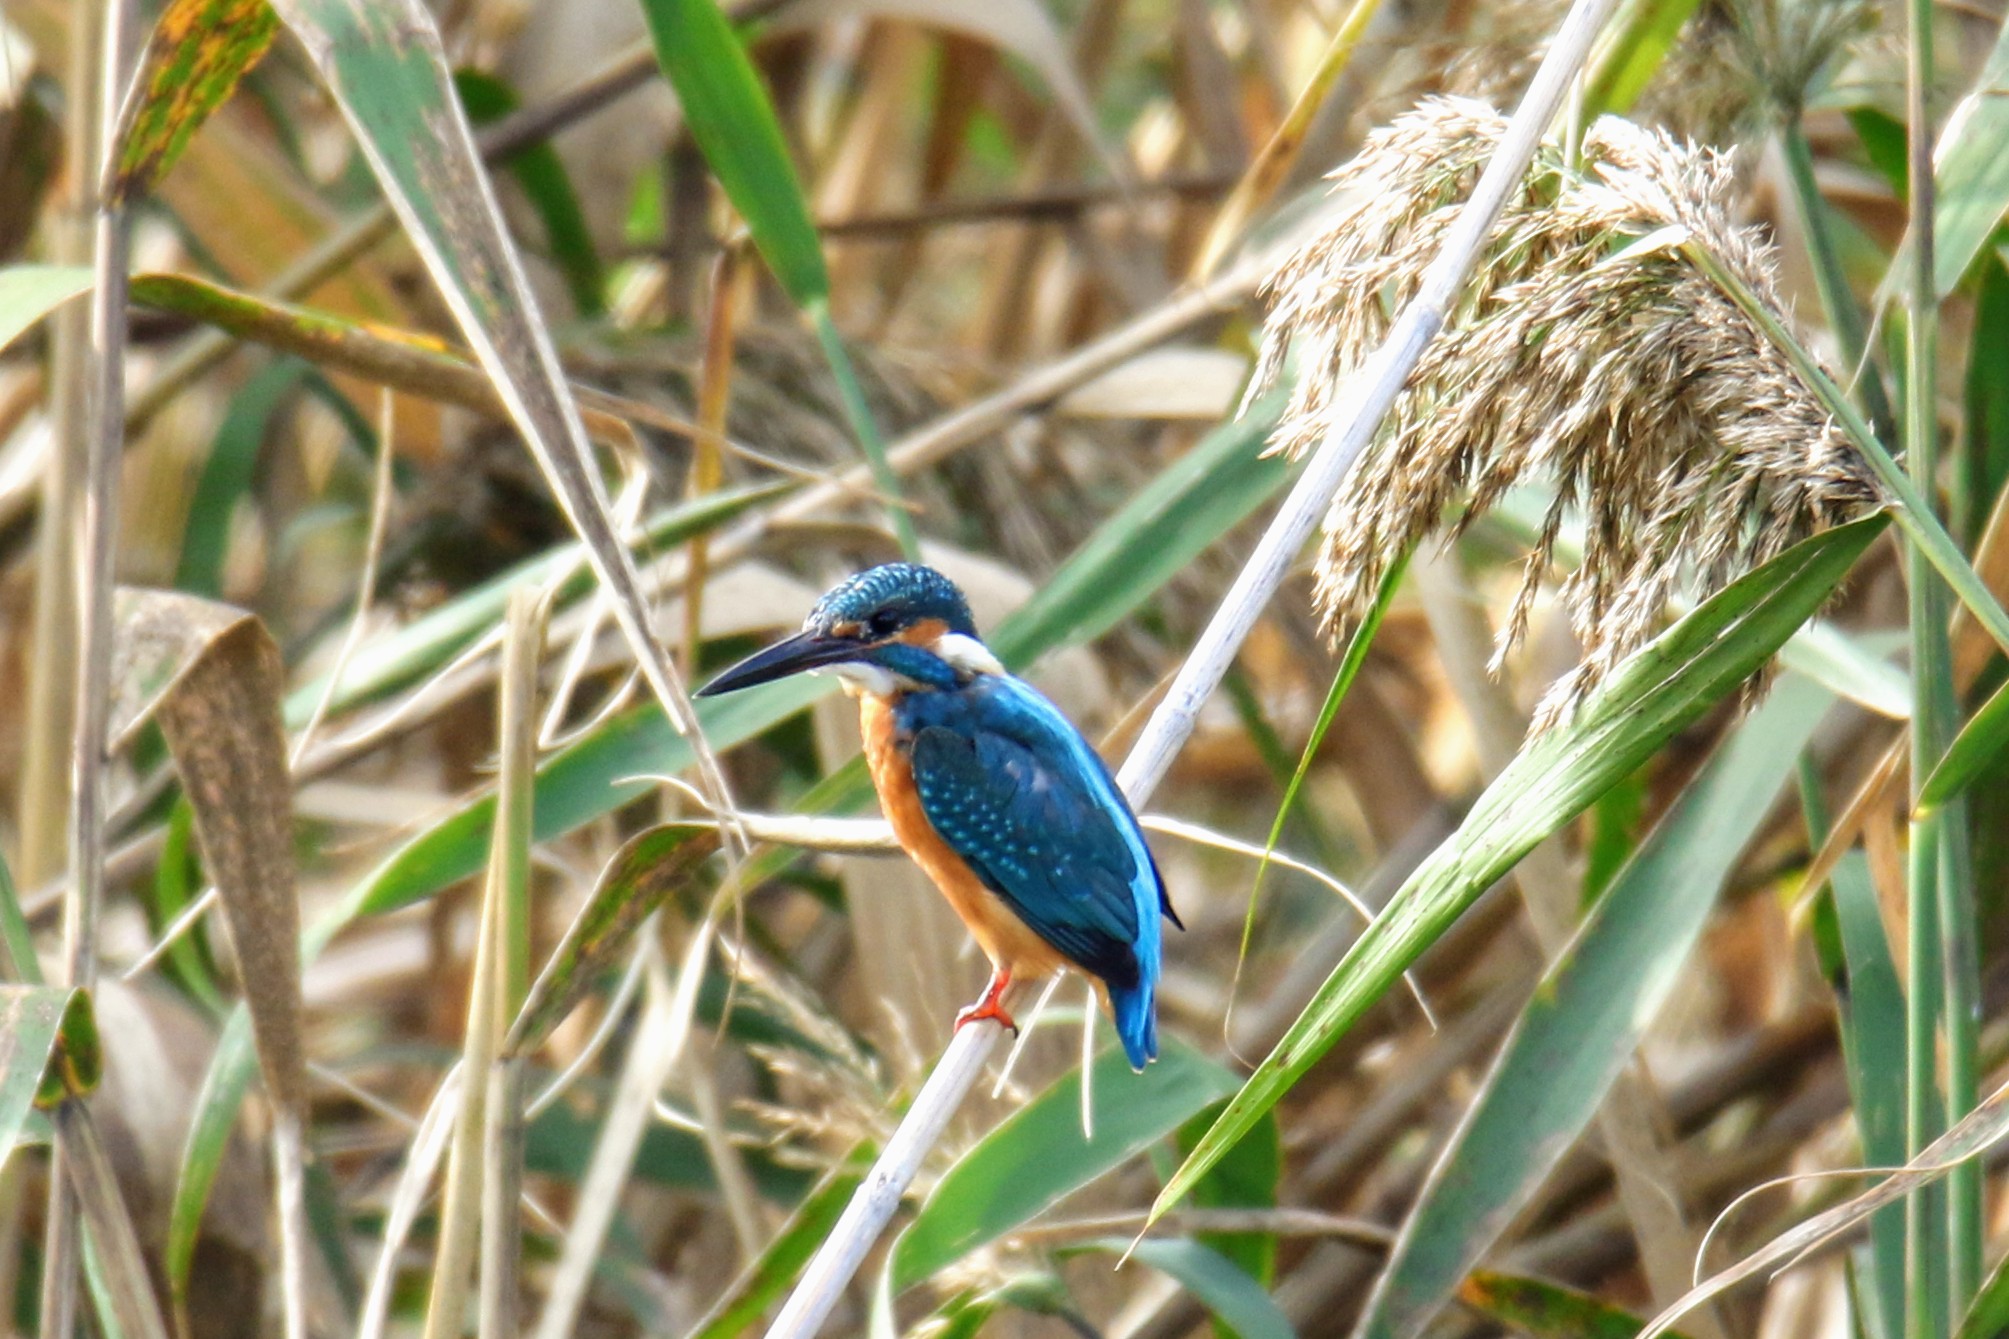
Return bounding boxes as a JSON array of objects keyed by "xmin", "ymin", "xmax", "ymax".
[{"xmin": 1111, "ymin": 981, "xmax": 1158, "ymax": 1071}]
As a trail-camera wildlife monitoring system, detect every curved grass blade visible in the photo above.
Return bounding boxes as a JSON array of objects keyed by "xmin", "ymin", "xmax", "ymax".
[
  {"xmin": 265, "ymin": 0, "xmax": 738, "ymax": 835},
  {"xmin": 506, "ymin": 823, "xmax": 723, "ymax": 1057},
  {"xmin": 1932, "ymin": 21, "xmax": 2009, "ymax": 294},
  {"xmin": 632, "ymin": 0, "xmax": 916, "ymax": 552},
  {"xmin": 1234, "ymin": 551, "xmax": 1404, "ymax": 993},
  {"xmin": 1155, "ymin": 514, "xmax": 1887, "ymax": 1222},
  {"xmin": 1069, "ymin": 1238, "xmax": 1294, "ymax": 1339},
  {"xmin": 0, "ymin": 988, "xmax": 95, "ymax": 1151},
  {"xmin": 691, "ymin": 1157, "xmax": 870, "ymax": 1339},
  {"xmin": 165, "ymin": 1010, "xmax": 256, "ymax": 1313},
  {"xmin": 0, "ymin": 264, "xmax": 93, "ymax": 353},
  {"xmin": 118, "ymin": 591, "xmax": 312, "ymax": 1337},
  {"xmin": 177, "ymin": 358, "xmax": 308, "ymax": 596},
  {"xmin": 1639, "ymin": 1070, "xmax": 2009, "ymax": 1338},
  {"xmin": 890, "ymin": 1040, "xmax": 1234, "ymax": 1292},
  {"xmin": 1356, "ymin": 673, "xmax": 1835, "ymax": 1339},
  {"xmin": 1918, "ymin": 674, "xmax": 2009, "ymax": 811},
  {"xmin": 637, "ymin": 0, "xmax": 825, "ymax": 305},
  {"xmin": 282, "ymin": 481, "xmax": 786, "ymax": 727},
  {"xmin": 109, "ymin": 0, "xmax": 279, "ymax": 202},
  {"xmin": 114, "ymin": 592, "xmax": 304, "ymax": 1113}
]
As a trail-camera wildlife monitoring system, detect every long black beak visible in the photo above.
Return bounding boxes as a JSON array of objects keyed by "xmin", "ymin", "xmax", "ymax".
[{"xmin": 697, "ymin": 630, "xmax": 863, "ymax": 697}]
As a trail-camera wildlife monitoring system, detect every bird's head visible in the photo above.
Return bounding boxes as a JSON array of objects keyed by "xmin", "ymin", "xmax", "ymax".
[{"xmin": 698, "ymin": 563, "xmax": 1001, "ymax": 699}]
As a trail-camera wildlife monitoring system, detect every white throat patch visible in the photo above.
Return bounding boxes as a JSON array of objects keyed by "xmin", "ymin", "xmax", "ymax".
[
  {"xmin": 934, "ymin": 632, "xmax": 1004, "ymax": 676},
  {"xmin": 820, "ymin": 661, "xmax": 899, "ymax": 697}
]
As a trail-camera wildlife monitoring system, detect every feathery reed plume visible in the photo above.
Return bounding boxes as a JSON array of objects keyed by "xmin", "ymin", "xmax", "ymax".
[
  {"xmin": 1725, "ymin": 0, "xmax": 1876, "ymax": 119},
  {"xmin": 1247, "ymin": 98, "xmax": 1880, "ymax": 720}
]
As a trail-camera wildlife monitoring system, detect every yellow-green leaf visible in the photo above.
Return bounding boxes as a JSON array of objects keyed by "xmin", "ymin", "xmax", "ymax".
[{"xmin": 111, "ymin": 0, "xmax": 280, "ymax": 201}]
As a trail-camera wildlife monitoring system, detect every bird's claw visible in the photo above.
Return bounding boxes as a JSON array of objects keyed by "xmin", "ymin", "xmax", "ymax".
[
  {"xmin": 955, "ymin": 971, "xmax": 1018, "ymax": 1035},
  {"xmin": 954, "ymin": 998, "xmax": 1019, "ymax": 1036}
]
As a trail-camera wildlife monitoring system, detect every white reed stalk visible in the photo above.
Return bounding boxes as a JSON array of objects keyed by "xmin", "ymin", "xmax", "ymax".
[
  {"xmin": 763, "ymin": 0, "xmax": 1625, "ymax": 1328},
  {"xmin": 763, "ymin": 1024, "xmax": 1001, "ymax": 1337}
]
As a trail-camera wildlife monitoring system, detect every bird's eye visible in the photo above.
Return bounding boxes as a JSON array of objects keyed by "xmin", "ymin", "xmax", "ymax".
[{"xmin": 867, "ymin": 610, "xmax": 900, "ymax": 638}]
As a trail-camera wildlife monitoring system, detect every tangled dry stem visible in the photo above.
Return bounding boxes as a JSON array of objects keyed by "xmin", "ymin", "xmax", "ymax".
[{"xmin": 1248, "ymin": 98, "xmax": 1879, "ymax": 721}]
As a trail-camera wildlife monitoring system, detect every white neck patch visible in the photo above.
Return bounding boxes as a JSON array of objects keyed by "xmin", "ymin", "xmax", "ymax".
[
  {"xmin": 819, "ymin": 661, "xmax": 899, "ymax": 697},
  {"xmin": 934, "ymin": 632, "xmax": 1004, "ymax": 677}
]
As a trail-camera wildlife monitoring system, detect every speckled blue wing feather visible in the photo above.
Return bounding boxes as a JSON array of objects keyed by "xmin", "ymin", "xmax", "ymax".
[{"xmin": 900, "ymin": 675, "xmax": 1171, "ymax": 1065}]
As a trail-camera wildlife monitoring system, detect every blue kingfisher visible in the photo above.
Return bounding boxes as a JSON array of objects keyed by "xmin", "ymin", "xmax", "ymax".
[{"xmin": 699, "ymin": 562, "xmax": 1181, "ymax": 1069}]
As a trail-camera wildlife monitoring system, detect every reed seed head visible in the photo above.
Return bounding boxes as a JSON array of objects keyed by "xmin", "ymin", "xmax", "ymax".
[{"xmin": 1248, "ymin": 98, "xmax": 1879, "ymax": 722}]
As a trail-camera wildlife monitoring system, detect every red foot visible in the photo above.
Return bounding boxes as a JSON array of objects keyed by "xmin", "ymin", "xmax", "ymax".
[{"xmin": 954, "ymin": 971, "xmax": 1018, "ymax": 1035}]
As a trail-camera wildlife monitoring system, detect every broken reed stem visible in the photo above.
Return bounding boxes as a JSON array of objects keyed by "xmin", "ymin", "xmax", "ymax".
[
  {"xmin": 424, "ymin": 590, "xmax": 542, "ymax": 1339},
  {"xmin": 761, "ymin": 0, "xmax": 1625, "ymax": 1331}
]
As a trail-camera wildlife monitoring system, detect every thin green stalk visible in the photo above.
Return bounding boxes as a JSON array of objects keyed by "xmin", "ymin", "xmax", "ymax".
[
  {"xmin": 1230, "ymin": 554, "xmax": 1407, "ymax": 1014},
  {"xmin": 1940, "ymin": 805, "xmax": 1980, "ymax": 1300},
  {"xmin": 1779, "ymin": 118, "xmax": 1896, "ymax": 445},
  {"xmin": 1896, "ymin": 0, "xmax": 1976, "ymax": 1316},
  {"xmin": 1905, "ymin": 797, "xmax": 1947, "ymax": 1339},
  {"xmin": 810, "ymin": 303, "xmax": 919, "ymax": 559},
  {"xmin": 1900, "ymin": 0, "xmax": 1981, "ymax": 1317}
]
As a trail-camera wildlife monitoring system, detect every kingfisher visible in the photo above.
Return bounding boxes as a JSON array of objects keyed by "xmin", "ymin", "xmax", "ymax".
[{"xmin": 698, "ymin": 562, "xmax": 1181, "ymax": 1070}]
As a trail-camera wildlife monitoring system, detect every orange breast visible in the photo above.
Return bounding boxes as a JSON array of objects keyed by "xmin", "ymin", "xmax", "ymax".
[{"xmin": 859, "ymin": 694, "xmax": 1064, "ymax": 980}]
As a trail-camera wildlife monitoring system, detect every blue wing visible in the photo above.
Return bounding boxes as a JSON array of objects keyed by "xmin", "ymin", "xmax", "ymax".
[{"xmin": 899, "ymin": 675, "xmax": 1169, "ymax": 991}]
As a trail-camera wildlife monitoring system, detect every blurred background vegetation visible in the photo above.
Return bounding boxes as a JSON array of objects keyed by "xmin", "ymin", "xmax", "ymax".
[{"xmin": 2, "ymin": 0, "xmax": 2008, "ymax": 1332}]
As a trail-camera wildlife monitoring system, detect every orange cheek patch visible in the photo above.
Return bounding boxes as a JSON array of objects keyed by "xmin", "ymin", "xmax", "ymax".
[{"xmin": 896, "ymin": 618, "xmax": 949, "ymax": 646}]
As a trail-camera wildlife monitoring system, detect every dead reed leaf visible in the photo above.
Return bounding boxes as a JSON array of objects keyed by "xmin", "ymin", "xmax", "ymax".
[
  {"xmin": 1249, "ymin": 98, "xmax": 1879, "ymax": 720},
  {"xmin": 113, "ymin": 590, "xmax": 303, "ymax": 1117}
]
